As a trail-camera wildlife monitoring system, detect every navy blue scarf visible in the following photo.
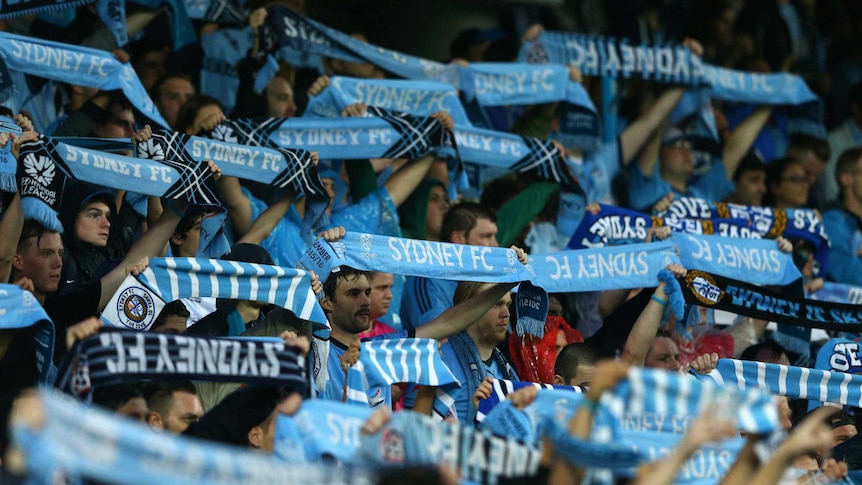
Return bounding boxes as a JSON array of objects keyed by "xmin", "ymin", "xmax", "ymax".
[{"xmin": 55, "ymin": 328, "xmax": 307, "ymax": 399}]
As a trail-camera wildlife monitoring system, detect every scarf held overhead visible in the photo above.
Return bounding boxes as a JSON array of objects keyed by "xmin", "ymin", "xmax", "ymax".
[
  {"xmin": 54, "ymin": 328, "xmax": 307, "ymax": 399},
  {"xmin": 0, "ymin": 284, "xmax": 56, "ymax": 384},
  {"xmin": 16, "ymin": 134, "xmax": 220, "ymax": 231}
]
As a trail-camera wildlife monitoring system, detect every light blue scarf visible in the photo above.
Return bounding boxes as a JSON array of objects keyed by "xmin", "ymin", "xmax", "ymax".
[
  {"xmin": 0, "ymin": 32, "xmax": 169, "ymax": 127},
  {"xmin": 696, "ymin": 358, "xmax": 862, "ymax": 408},
  {"xmin": 16, "ymin": 134, "xmax": 221, "ymax": 232},
  {"xmin": 521, "ymin": 32, "xmax": 825, "ymax": 138},
  {"xmin": 15, "ymin": 388, "xmax": 372, "ymax": 485},
  {"xmin": 100, "ymin": 257, "xmax": 328, "ymax": 331}
]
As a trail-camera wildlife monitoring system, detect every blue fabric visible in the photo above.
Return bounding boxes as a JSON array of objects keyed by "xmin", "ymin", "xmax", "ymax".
[
  {"xmin": 330, "ymin": 186, "xmax": 401, "ymax": 237},
  {"xmin": 305, "ymin": 76, "xmax": 469, "ymax": 123},
  {"xmin": 298, "ymin": 232, "xmax": 539, "ymax": 287},
  {"xmin": 0, "ymin": 33, "xmax": 169, "ymax": 127},
  {"xmin": 823, "ymin": 207, "xmax": 862, "ymax": 285},
  {"xmin": 129, "ymin": 0, "xmax": 197, "ymax": 51},
  {"xmin": 0, "ymin": 284, "xmax": 56, "ymax": 384},
  {"xmin": 54, "ymin": 329, "xmax": 307, "ymax": 399},
  {"xmin": 274, "ymin": 400, "xmax": 373, "ymax": 463},
  {"xmin": 696, "ymin": 358, "xmax": 862, "ymax": 408},
  {"xmin": 530, "ymin": 241, "xmax": 681, "ymax": 293},
  {"xmin": 808, "ymin": 281, "xmax": 862, "ymax": 305},
  {"xmin": 101, "ymin": 257, "xmax": 328, "ymax": 330},
  {"xmin": 520, "ymin": 32, "xmax": 825, "ymax": 139},
  {"xmin": 200, "ymin": 27, "xmax": 253, "ymax": 115},
  {"xmin": 0, "ymin": 142, "xmax": 16, "ymax": 193},
  {"xmin": 399, "ymin": 277, "xmax": 458, "ymax": 330},
  {"xmin": 514, "ymin": 280, "xmax": 548, "ymax": 337},
  {"xmin": 437, "ymin": 335, "xmax": 517, "ymax": 424},
  {"xmin": 0, "ymin": 0, "xmax": 127, "ymax": 49},
  {"xmin": 243, "ymin": 188, "xmax": 307, "ymax": 267},
  {"xmin": 670, "ymin": 233, "xmax": 802, "ymax": 286},
  {"xmin": 660, "ymin": 197, "xmax": 830, "ymax": 278},
  {"xmin": 183, "ymin": 0, "xmax": 246, "ymax": 23},
  {"xmin": 628, "ymin": 162, "xmax": 710, "ymax": 211},
  {"xmin": 17, "ymin": 389, "xmax": 370, "ymax": 484},
  {"xmin": 18, "ymin": 134, "xmax": 221, "ymax": 231},
  {"xmin": 324, "ymin": 340, "xmax": 390, "ymax": 407}
]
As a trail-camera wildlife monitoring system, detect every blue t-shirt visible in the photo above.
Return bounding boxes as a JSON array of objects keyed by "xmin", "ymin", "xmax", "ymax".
[
  {"xmin": 557, "ymin": 140, "xmax": 622, "ymax": 241},
  {"xmin": 628, "ymin": 158, "xmax": 732, "ymax": 211},
  {"xmin": 399, "ymin": 277, "xmax": 458, "ymax": 330},
  {"xmin": 439, "ymin": 342, "xmax": 515, "ymax": 424},
  {"xmin": 823, "ymin": 207, "xmax": 862, "ymax": 285},
  {"xmin": 243, "ymin": 187, "xmax": 307, "ymax": 267},
  {"xmin": 331, "ymin": 186, "xmax": 401, "ymax": 236}
]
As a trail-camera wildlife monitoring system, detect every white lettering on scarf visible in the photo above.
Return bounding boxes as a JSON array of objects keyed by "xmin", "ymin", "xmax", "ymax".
[
  {"xmin": 387, "ymin": 238, "xmax": 494, "ymax": 271},
  {"xmin": 100, "ymin": 333, "xmax": 282, "ymax": 377},
  {"xmin": 352, "ymin": 84, "xmax": 450, "ymax": 112},
  {"xmin": 276, "ymin": 128, "xmax": 383, "ymax": 146},
  {"xmin": 9, "ymin": 39, "xmax": 109, "ymax": 76}
]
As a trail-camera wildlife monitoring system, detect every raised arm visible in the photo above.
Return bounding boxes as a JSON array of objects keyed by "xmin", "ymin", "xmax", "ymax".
[
  {"xmin": 414, "ymin": 281, "xmax": 517, "ymax": 340},
  {"xmin": 619, "ymin": 87, "xmax": 685, "ymax": 164},
  {"xmin": 620, "ymin": 264, "xmax": 685, "ymax": 366},
  {"xmin": 237, "ymin": 190, "xmax": 297, "ymax": 245},
  {"xmin": 722, "ymin": 106, "xmax": 772, "ymax": 178}
]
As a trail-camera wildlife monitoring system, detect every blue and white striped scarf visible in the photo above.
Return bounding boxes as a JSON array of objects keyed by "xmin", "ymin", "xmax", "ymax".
[
  {"xmin": 15, "ymin": 388, "xmax": 373, "ymax": 485},
  {"xmin": 101, "ymin": 257, "xmax": 327, "ymax": 331},
  {"xmin": 54, "ymin": 329, "xmax": 307, "ymax": 399},
  {"xmin": 696, "ymin": 358, "xmax": 862, "ymax": 408},
  {"xmin": 0, "ymin": 284, "xmax": 56, "ymax": 384},
  {"xmin": 0, "ymin": 32, "xmax": 168, "ymax": 128},
  {"xmin": 520, "ymin": 32, "xmax": 825, "ymax": 139},
  {"xmin": 341, "ymin": 337, "xmax": 461, "ymax": 408}
]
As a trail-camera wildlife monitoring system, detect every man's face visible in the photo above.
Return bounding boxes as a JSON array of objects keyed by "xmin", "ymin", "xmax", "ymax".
[
  {"xmin": 135, "ymin": 50, "xmax": 167, "ymax": 90},
  {"xmin": 171, "ymin": 216, "xmax": 202, "ymax": 258},
  {"xmin": 14, "ymin": 233, "xmax": 64, "ymax": 295},
  {"xmin": 157, "ymin": 78, "xmax": 196, "ymax": 128},
  {"xmin": 327, "ymin": 274, "xmax": 372, "ymax": 334},
  {"xmin": 644, "ymin": 337, "xmax": 682, "ymax": 371},
  {"xmin": 833, "ymin": 423, "xmax": 858, "ymax": 447},
  {"xmin": 162, "ymin": 391, "xmax": 204, "ymax": 433},
  {"xmin": 253, "ymin": 393, "xmax": 302, "ymax": 451},
  {"xmin": 75, "ymin": 201, "xmax": 111, "ymax": 248},
  {"xmin": 369, "ymin": 272, "xmax": 394, "ymax": 320},
  {"xmin": 733, "ymin": 169, "xmax": 767, "ymax": 206},
  {"xmin": 660, "ymin": 139, "xmax": 694, "ymax": 178},
  {"xmin": 93, "ymin": 104, "xmax": 136, "ymax": 139},
  {"xmin": 470, "ymin": 290, "xmax": 512, "ymax": 347},
  {"xmin": 322, "ymin": 177, "xmax": 337, "ymax": 214},
  {"xmin": 465, "ymin": 217, "xmax": 498, "ymax": 247},
  {"xmin": 266, "ymin": 77, "xmax": 297, "ymax": 118},
  {"xmin": 153, "ymin": 314, "xmax": 188, "ymax": 334},
  {"xmin": 425, "ymin": 185, "xmax": 449, "ymax": 241},
  {"xmin": 846, "ymin": 159, "xmax": 862, "ymax": 204}
]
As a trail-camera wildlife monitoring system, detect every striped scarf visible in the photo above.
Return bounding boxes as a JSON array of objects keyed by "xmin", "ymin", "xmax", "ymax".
[
  {"xmin": 697, "ymin": 358, "xmax": 862, "ymax": 408},
  {"xmin": 101, "ymin": 257, "xmax": 327, "ymax": 332},
  {"xmin": 54, "ymin": 329, "xmax": 307, "ymax": 399}
]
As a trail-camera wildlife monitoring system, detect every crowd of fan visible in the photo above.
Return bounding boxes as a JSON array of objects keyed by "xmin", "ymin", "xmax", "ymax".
[{"xmin": 5, "ymin": 0, "xmax": 862, "ymax": 483}]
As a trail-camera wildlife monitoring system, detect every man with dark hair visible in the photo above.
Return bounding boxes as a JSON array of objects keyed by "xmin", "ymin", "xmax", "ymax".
[
  {"xmin": 150, "ymin": 300, "xmax": 191, "ymax": 334},
  {"xmin": 92, "ymin": 384, "xmax": 149, "ymax": 423},
  {"xmin": 739, "ymin": 340, "xmax": 791, "ymax": 365},
  {"xmin": 145, "ymin": 381, "xmax": 204, "ymax": 433},
  {"xmin": 823, "ymin": 147, "xmax": 862, "ymax": 285},
  {"xmin": 151, "ymin": 73, "xmax": 196, "ymax": 129},
  {"xmin": 553, "ymin": 343, "xmax": 601, "ymax": 386},
  {"xmin": 400, "ymin": 201, "xmax": 499, "ymax": 330}
]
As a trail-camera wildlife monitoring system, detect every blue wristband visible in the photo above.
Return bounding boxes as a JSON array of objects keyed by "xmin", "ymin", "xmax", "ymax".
[{"xmin": 651, "ymin": 294, "xmax": 668, "ymax": 307}]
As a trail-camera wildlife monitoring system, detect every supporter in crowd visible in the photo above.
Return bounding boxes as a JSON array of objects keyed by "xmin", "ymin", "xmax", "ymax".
[{"xmin": 5, "ymin": 1, "xmax": 862, "ymax": 482}]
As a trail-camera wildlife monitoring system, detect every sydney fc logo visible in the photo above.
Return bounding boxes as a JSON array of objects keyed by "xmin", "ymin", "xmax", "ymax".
[
  {"xmin": 686, "ymin": 271, "xmax": 723, "ymax": 306},
  {"xmin": 360, "ymin": 234, "xmax": 373, "ymax": 251},
  {"xmin": 211, "ymin": 125, "xmax": 238, "ymax": 144},
  {"xmin": 116, "ymin": 286, "xmax": 156, "ymax": 330},
  {"xmin": 23, "ymin": 153, "xmax": 55, "ymax": 186}
]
